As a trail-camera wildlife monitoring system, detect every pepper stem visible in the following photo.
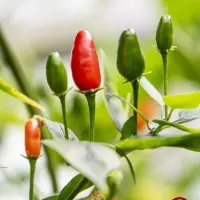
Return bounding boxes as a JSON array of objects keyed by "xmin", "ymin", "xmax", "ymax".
[
  {"xmin": 131, "ymin": 80, "xmax": 139, "ymax": 135},
  {"xmin": 29, "ymin": 158, "xmax": 37, "ymax": 200},
  {"xmin": 161, "ymin": 51, "xmax": 169, "ymax": 119},
  {"xmin": 85, "ymin": 93, "xmax": 96, "ymax": 142},
  {"xmin": 59, "ymin": 94, "xmax": 69, "ymax": 139}
]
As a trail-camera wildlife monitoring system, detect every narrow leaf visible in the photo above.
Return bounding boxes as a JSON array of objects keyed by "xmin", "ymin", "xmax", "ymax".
[
  {"xmin": 121, "ymin": 116, "xmax": 136, "ymax": 139},
  {"xmin": 139, "ymin": 77, "xmax": 164, "ymax": 114},
  {"xmin": 44, "ymin": 119, "xmax": 78, "ymax": 141},
  {"xmin": 103, "ymin": 59, "xmax": 128, "ymax": 131},
  {"xmin": 116, "ymin": 133, "xmax": 200, "ymax": 154},
  {"xmin": 42, "ymin": 140, "xmax": 120, "ymax": 191},
  {"xmin": 58, "ymin": 174, "xmax": 91, "ymax": 200},
  {"xmin": 164, "ymin": 92, "xmax": 200, "ymax": 109},
  {"xmin": 42, "ymin": 195, "xmax": 58, "ymax": 200},
  {"xmin": 0, "ymin": 79, "xmax": 45, "ymax": 111}
]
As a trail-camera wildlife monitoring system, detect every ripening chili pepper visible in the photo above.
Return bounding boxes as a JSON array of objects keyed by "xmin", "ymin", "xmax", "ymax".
[
  {"xmin": 156, "ymin": 15, "xmax": 173, "ymax": 52},
  {"xmin": 117, "ymin": 28, "xmax": 145, "ymax": 82},
  {"xmin": 71, "ymin": 30, "xmax": 101, "ymax": 91},
  {"xmin": 46, "ymin": 52, "xmax": 68, "ymax": 95},
  {"xmin": 25, "ymin": 119, "xmax": 41, "ymax": 158},
  {"xmin": 137, "ymin": 98, "xmax": 158, "ymax": 131}
]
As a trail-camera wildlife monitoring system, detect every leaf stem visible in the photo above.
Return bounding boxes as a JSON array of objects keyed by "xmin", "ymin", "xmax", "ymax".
[
  {"xmin": 29, "ymin": 158, "xmax": 37, "ymax": 200},
  {"xmin": 131, "ymin": 80, "xmax": 139, "ymax": 135},
  {"xmin": 59, "ymin": 94, "xmax": 69, "ymax": 139},
  {"xmin": 85, "ymin": 94, "xmax": 96, "ymax": 142},
  {"xmin": 0, "ymin": 26, "xmax": 58, "ymax": 193},
  {"xmin": 161, "ymin": 51, "xmax": 169, "ymax": 119}
]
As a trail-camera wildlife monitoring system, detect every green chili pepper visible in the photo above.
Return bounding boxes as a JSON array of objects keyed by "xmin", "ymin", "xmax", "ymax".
[
  {"xmin": 117, "ymin": 28, "xmax": 145, "ymax": 82},
  {"xmin": 156, "ymin": 15, "xmax": 173, "ymax": 52},
  {"xmin": 46, "ymin": 52, "xmax": 68, "ymax": 95}
]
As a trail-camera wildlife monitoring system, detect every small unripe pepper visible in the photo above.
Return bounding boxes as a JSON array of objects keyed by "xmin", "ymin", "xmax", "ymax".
[
  {"xmin": 71, "ymin": 30, "xmax": 101, "ymax": 91},
  {"xmin": 46, "ymin": 52, "xmax": 68, "ymax": 95},
  {"xmin": 156, "ymin": 15, "xmax": 173, "ymax": 52},
  {"xmin": 117, "ymin": 28, "xmax": 145, "ymax": 82},
  {"xmin": 25, "ymin": 119, "xmax": 41, "ymax": 158}
]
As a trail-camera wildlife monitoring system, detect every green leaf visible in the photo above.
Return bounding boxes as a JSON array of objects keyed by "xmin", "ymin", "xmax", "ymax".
[
  {"xmin": 116, "ymin": 134, "xmax": 200, "ymax": 154},
  {"xmin": 121, "ymin": 116, "xmax": 136, "ymax": 140},
  {"xmin": 163, "ymin": 92, "xmax": 200, "ymax": 109},
  {"xmin": 42, "ymin": 195, "xmax": 58, "ymax": 200},
  {"xmin": 44, "ymin": 119, "xmax": 78, "ymax": 141},
  {"xmin": 139, "ymin": 77, "xmax": 164, "ymax": 114},
  {"xmin": 42, "ymin": 140, "xmax": 120, "ymax": 191},
  {"xmin": 0, "ymin": 79, "xmax": 45, "ymax": 111},
  {"xmin": 42, "ymin": 182, "xmax": 94, "ymax": 200},
  {"xmin": 103, "ymin": 55, "xmax": 128, "ymax": 131},
  {"xmin": 58, "ymin": 174, "xmax": 90, "ymax": 200}
]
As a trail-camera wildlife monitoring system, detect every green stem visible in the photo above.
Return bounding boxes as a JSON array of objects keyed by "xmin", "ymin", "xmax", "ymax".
[
  {"xmin": 59, "ymin": 94, "xmax": 69, "ymax": 139},
  {"xmin": 85, "ymin": 94, "xmax": 96, "ymax": 142},
  {"xmin": 68, "ymin": 93, "xmax": 96, "ymax": 199},
  {"xmin": 131, "ymin": 80, "xmax": 139, "ymax": 135},
  {"xmin": 167, "ymin": 108, "xmax": 174, "ymax": 121},
  {"xmin": 29, "ymin": 158, "xmax": 37, "ymax": 200},
  {"xmin": 66, "ymin": 177, "xmax": 88, "ymax": 200},
  {"xmin": 161, "ymin": 51, "xmax": 169, "ymax": 119},
  {"xmin": 0, "ymin": 26, "xmax": 58, "ymax": 193}
]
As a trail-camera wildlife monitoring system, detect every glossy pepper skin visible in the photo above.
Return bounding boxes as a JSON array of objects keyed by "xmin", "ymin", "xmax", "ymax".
[
  {"xmin": 46, "ymin": 52, "xmax": 68, "ymax": 95},
  {"xmin": 71, "ymin": 30, "xmax": 101, "ymax": 91},
  {"xmin": 156, "ymin": 15, "xmax": 173, "ymax": 51},
  {"xmin": 117, "ymin": 28, "xmax": 145, "ymax": 82},
  {"xmin": 25, "ymin": 119, "xmax": 41, "ymax": 158}
]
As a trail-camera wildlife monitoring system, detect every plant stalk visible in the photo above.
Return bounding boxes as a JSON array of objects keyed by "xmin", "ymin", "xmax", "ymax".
[
  {"xmin": 29, "ymin": 158, "xmax": 37, "ymax": 200},
  {"xmin": 0, "ymin": 26, "xmax": 58, "ymax": 193},
  {"xmin": 131, "ymin": 80, "xmax": 139, "ymax": 135},
  {"xmin": 59, "ymin": 94, "xmax": 69, "ymax": 139},
  {"xmin": 85, "ymin": 94, "xmax": 96, "ymax": 142},
  {"xmin": 161, "ymin": 51, "xmax": 169, "ymax": 119},
  {"xmin": 67, "ymin": 93, "xmax": 96, "ymax": 198}
]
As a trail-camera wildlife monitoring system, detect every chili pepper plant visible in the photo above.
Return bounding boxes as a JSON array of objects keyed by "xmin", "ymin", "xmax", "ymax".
[{"xmin": 1, "ymin": 14, "xmax": 200, "ymax": 200}]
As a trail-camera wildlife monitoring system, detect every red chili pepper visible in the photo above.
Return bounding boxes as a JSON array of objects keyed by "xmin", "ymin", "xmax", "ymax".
[
  {"xmin": 25, "ymin": 119, "xmax": 41, "ymax": 158},
  {"xmin": 71, "ymin": 30, "xmax": 101, "ymax": 91}
]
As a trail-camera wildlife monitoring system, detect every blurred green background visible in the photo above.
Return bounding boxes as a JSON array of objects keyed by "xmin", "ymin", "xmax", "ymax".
[{"xmin": 1, "ymin": 0, "xmax": 200, "ymax": 199}]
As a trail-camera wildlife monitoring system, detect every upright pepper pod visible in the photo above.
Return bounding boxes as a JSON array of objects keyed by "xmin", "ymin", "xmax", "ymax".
[
  {"xmin": 46, "ymin": 52, "xmax": 68, "ymax": 95},
  {"xmin": 25, "ymin": 119, "xmax": 41, "ymax": 158},
  {"xmin": 117, "ymin": 28, "xmax": 145, "ymax": 82},
  {"xmin": 71, "ymin": 30, "xmax": 101, "ymax": 91},
  {"xmin": 156, "ymin": 15, "xmax": 173, "ymax": 52}
]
